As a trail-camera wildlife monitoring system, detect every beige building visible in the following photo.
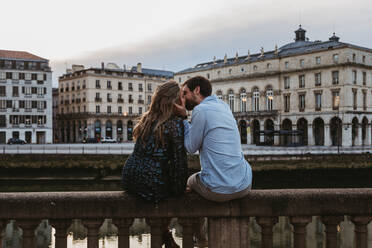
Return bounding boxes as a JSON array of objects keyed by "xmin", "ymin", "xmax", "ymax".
[
  {"xmin": 175, "ymin": 26, "xmax": 372, "ymax": 146},
  {"xmin": 57, "ymin": 62, "xmax": 173, "ymax": 142}
]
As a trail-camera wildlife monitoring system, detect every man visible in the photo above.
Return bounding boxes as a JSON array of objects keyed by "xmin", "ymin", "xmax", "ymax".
[{"xmin": 174, "ymin": 76, "xmax": 252, "ymax": 202}]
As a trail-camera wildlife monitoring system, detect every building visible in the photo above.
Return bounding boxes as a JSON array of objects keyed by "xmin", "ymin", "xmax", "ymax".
[
  {"xmin": 57, "ymin": 62, "xmax": 173, "ymax": 143},
  {"xmin": 52, "ymin": 88, "xmax": 59, "ymax": 143},
  {"xmin": 175, "ymin": 26, "xmax": 372, "ymax": 147},
  {"xmin": 0, "ymin": 50, "xmax": 53, "ymax": 144}
]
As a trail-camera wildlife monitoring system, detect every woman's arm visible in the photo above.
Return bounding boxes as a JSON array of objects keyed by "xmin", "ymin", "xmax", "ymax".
[{"xmin": 167, "ymin": 118, "xmax": 188, "ymax": 196}]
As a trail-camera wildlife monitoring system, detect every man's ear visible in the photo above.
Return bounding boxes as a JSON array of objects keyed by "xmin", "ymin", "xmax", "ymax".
[{"xmin": 194, "ymin": 86, "xmax": 200, "ymax": 95}]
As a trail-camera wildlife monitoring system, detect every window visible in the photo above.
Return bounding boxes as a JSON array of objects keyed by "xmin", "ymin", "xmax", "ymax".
[
  {"xmin": 300, "ymin": 59, "xmax": 305, "ymax": 67},
  {"xmin": 107, "ymin": 106, "xmax": 111, "ymax": 113},
  {"xmin": 332, "ymin": 91, "xmax": 340, "ymax": 110},
  {"xmin": 228, "ymin": 90, "xmax": 234, "ymax": 112},
  {"xmin": 332, "ymin": 71, "xmax": 339, "ymax": 85},
  {"xmin": 0, "ymin": 86, "xmax": 5, "ymax": 96},
  {"xmin": 266, "ymin": 63, "xmax": 271, "ymax": 69},
  {"xmin": 315, "ymin": 73, "xmax": 321, "ymax": 86},
  {"xmin": 217, "ymin": 71, "xmax": 221, "ymax": 77},
  {"xmin": 207, "ymin": 73, "xmax": 210, "ymax": 79},
  {"xmin": 241, "ymin": 67, "xmax": 245, "ymax": 72},
  {"xmin": 284, "ymin": 77, "xmax": 290, "ymax": 89},
  {"xmin": 285, "ymin": 61, "xmax": 289, "ymax": 69},
  {"xmin": 147, "ymin": 83, "xmax": 152, "ymax": 91},
  {"xmin": 253, "ymin": 65, "xmax": 258, "ymax": 71},
  {"xmin": 299, "ymin": 75, "xmax": 305, "ymax": 88},
  {"xmin": 128, "ymin": 94, "xmax": 133, "ymax": 103},
  {"xmin": 118, "ymin": 106, "xmax": 122, "ymax": 114},
  {"xmin": 6, "ymin": 72, "xmax": 12, "ymax": 79},
  {"xmin": 353, "ymin": 53, "xmax": 356, "ymax": 62},
  {"xmin": 333, "ymin": 54, "xmax": 339, "ymax": 63},
  {"xmin": 299, "ymin": 94, "xmax": 305, "ymax": 111},
  {"xmin": 96, "ymin": 105, "xmax": 100, "ymax": 113},
  {"xmin": 139, "ymin": 107, "xmax": 142, "ymax": 115},
  {"xmin": 284, "ymin": 95, "xmax": 290, "ymax": 112},
  {"xmin": 240, "ymin": 89, "xmax": 247, "ymax": 112},
  {"xmin": 252, "ymin": 88, "xmax": 260, "ymax": 111},
  {"xmin": 139, "ymin": 83, "xmax": 143, "ymax": 92},
  {"xmin": 316, "ymin": 57, "xmax": 321, "ymax": 65},
  {"xmin": 353, "ymin": 89, "xmax": 357, "ymax": 110},
  {"xmin": 178, "ymin": 77, "xmax": 181, "ymax": 83},
  {"xmin": 107, "ymin": 81, "xmax": 112, "ymax": 89},
  {"xmin": 118, "ymin": 82, "xmax": 123, "ymax": 90},
  {"xmin": 363, "ymin": 56, "xmax": 366, "ymax": 63},
  {"xmin": 128, "ymin": 82, "xmax": 133, "ymax": 91},
  {"xmin": 147, "ymin": 95, "xmax": 152, "ymax": 104},
  {"xmin": 363, "ymin": 72, "xmax": 366, "ymax": 85},
  {"xmin": 217, "ymin": 91, "xmax": 223, "ymax": 100},
  {"xmin": 266, "ymin": 88, "xmax": 273, "ymax": 111},
  {"xmin": 352, "ymin": 70, "xmax": 357, "ymax": 84},
  {"xmin": 19, "ymin": 73, "xmax": 25, "ymax": 80},
  {"xmin": 31, "ymin": 74, "xmax": 37, "ymax": 80},
  {"xmin": 229, "ymin": 69, "xmax": 232, "ymax": 74},
  {"xmin": 128, "ymin": 106, "xmax": 132, "ymax": 114},
  {"xmin": 13, "ymin": 86, "xmax": 19, "ymax": 97},
  {"xmin": 315, "ymin": 92, "xmax": 322, "ymax": 111},
  {"xmin": 107, "ymin": 93, "xmax": 112, "ymax": 102},
  {"xmin": 95, "ymin": 80, "xmax": 100, "ymax": 89},
  {"xmin": 363, "ymin": 90, "xmax": 367, "ymax": 110}
]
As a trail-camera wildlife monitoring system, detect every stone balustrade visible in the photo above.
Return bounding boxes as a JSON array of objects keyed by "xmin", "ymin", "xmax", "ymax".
[{"xmin": 0, "ymin": 189, "xmax": 372, "ymax": 248}]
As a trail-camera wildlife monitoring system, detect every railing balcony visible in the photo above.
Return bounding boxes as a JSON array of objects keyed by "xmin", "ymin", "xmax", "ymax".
[
  {"xmin": 107, "ymin": 98, "xmax": 112, "ymax": 102},
  {"xmin": 0, "ymin": 189, "xmax": 372, "ymax": 248},
  {"xmin": 138, "ymin": 99, "xmax": 144, "ymax": 104},
  {"xmin": 117, "ymin": 98, "xmax": 124, "ymax": 103},
  {"xmin": 128, "ymin": 99, "xmax": 133, "ymax": 103},
  {"xmin": 95, "ymin": 98, "xmax": 102, "ymax": 102}
]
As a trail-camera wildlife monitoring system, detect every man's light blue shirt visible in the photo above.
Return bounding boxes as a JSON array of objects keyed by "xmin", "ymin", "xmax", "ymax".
[{"xmin": 183, "ymin": 95, "xmax": 252, "ymax": 194}]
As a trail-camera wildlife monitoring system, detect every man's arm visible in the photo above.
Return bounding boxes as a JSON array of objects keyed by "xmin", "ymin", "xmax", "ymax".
[{"xmin": 183, "ymin": 108, "xmax": 206, "ymax": 154}]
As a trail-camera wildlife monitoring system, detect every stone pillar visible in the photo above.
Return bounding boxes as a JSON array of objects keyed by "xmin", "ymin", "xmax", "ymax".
[
  {"xmin": 83, "ymin": 219, "xmax": 103, "ymax": 248},
  {"xmin": 146, "ymin": 218, "xmax": 167, "ymax": 248},
  {"xmin": 349, "ymin": 216, "xmax": 372, "ymax": 248},
  {"xmin": 17, "ymin": 219, "xmax": 40, "ymax": 248},
  {"xmin": 358, "ymin": 125, "xmax": 363, "ymax": 146},
  {"xmin": 32, "ymin": 131, "xmax": 37, "ymax": 144},
  {"xmin": 208, "ymin": 217, "xmax": 250, "ymax": 248},
  {"xmin": 274, "ymin": 123, "xmax": 280, "ymax": 145},
  {"xmin": 324, "ymin": 124, "xmax": 332, "ymax": 146},
  {"xmin": 342, "ymin": 123, "xmax": 352, "ymax": 147},
  {"xmin": 307, "ymin": 124, "xmax": 314, "ymax": 146},
  {"xmin": 256, "ymin": 217, "xmax": 278, "ymax": 248},
  {"xmin": 0, "ymin": 220, "xmax": 7, "ymax": 248},
  {"xmin": 113, "ymin": 218, "xmax": 133, "ymax": 248},
  {"xmin": 123, "ymin": 124, "xmax": 128, "ymax": 141},
  {"xmin": 321, "ymin": 216, "xmax": 344, "ymax": 248},
  {"xmin": 178, "ymin": 218, "xmax": 200, "ymax": 248},
  {"xmin": 366, "ymin": 125, "xmax": 372, "ymax": 146},
  {"xmin": 50, "ymin": 219, "xmax": 71, "ymax": 248},
  {"xmin": 112, "ymin": 124, "xmax": 117, "ymax": 141},
  {"xmin": 290, "ymin": 216, "xmax": 312, "ymax": 248}
]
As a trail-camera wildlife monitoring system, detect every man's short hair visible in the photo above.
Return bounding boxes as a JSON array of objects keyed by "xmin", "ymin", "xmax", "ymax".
[{"xmin": 183, "ymin": 76, "xmax": 212, "ymax": 97}]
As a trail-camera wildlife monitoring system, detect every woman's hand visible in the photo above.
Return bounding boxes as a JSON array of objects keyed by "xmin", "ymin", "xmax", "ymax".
[{"xmin": 173, "ymin": 91, "xmax": 187, "ymax": 118}]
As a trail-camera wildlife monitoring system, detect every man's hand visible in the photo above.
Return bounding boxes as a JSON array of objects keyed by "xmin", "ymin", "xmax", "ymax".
[{"xmin": 173, "ymin": 92, "xmax": 187, "ymax": 118}]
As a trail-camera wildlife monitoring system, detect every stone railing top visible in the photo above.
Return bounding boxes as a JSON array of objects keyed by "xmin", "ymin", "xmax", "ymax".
[{"xmin": 0, "ymin": 189, "xmax": 372, "ymax": 219}]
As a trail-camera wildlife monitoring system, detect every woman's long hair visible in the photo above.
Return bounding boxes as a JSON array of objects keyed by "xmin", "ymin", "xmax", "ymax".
[{"xmin": 133, "ymin": 81, "xmax": 180, "ymax": 146}]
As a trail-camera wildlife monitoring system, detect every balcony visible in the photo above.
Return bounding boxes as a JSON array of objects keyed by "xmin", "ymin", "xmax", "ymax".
[
  {"xmin": 12, "ymin": 80, "xmax": 19, "ymax": 84},
  {"xmin": 233, "ymin": 110, "xmax": 278, "ymax": 118},
  {"xmin": 95, "ymin": 98, "xmax": 102, "ymax": 102},
  {"xmin": 138, "ymin": 99, "xmax": 144, "ymax": 104},
  {"xmin": 0, "ymin": 189, "xmax": 372, "ymax": 248},
  {"xmin": 128, "ymin": 99, "xmax": 133, "ymax": 103},
  {"xmin": 128, "ymin": 87, "xmax": 133, "ymax": 91},
  {"xmin": 71, "ymin": 87, "xmax": 75, "ymax": 91},
  {"xmin": 25, "ymin": 80, "xmax": 32, "ymax": 84},
  {"xmin": 37, "ymin": 81, "xmax": 44, "ymax": 85},
  {"xmin": 64, "ymin": 100, "xmax": 69, "ymax": 105},
  {"xmin": 107, "ymin": 98, "xmax": 112, "ymax": 103},
  {"xmin": 117, "ymin": 98, "xmax": 124, "ymax": 103},
  {"xmin": 139, "ymin": 88, "xmax": 143, "ymax": 92},
  {"xmin": 96, "ymin": 85, "xmax": 101, "ymax": 89}
]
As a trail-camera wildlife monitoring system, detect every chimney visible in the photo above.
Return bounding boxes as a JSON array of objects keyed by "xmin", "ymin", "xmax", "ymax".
[
  {"xmin": 137, "ymin": 63, "xmax": 142, "ymax": 73},
  {"xmin": 101, "ymin": 62, "xmax": 105, "ymax": 70}
]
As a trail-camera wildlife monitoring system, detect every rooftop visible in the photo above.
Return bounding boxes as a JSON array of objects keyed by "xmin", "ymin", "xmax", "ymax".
[
  {"xmin": 176, "ymin": 26, "xmax": 372, "ymax": 75},
  {"xmin": 0, "ymin": 49, "xmax": 48, "ymax": 62}
]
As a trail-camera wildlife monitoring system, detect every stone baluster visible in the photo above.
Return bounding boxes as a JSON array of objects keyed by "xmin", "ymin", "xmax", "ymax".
[
  {"xmin": 178, "ymin": 218, "xmax": 200, "ymax": 248},
  {"xmin": 290, "ymin": 216, "xmax": 312, "ymax": 248},
  {"xmin": 256, "ymin": 217, "xmax": 278, "ymax": 248},
  {"xmin": 321, "ymin": 216, "xmax": 344, "ymax": 248},
  {"xmin": 113, "ymin": 218, "xmax": 134, "ymax": 248},
  {"xmin": 0, "ymin": 220, "xmax": 8, "ymax": 248},
  {"xmin": 50, "ymin": 219, "xmax": 71, "ymax": 248},
  {"xmin": 208, "ymin": 217, "xmax": 250, "ymax": 248},
  {"xmin": 349, "ymin": 216, "xmax": 372, "ymax": 248},
  {"xmin": 83, "ymin": 219, "xmax": 103, "ymax": 248},
  {"xmin": 17, "ymin": 219, "xmax": 40, "ymax": 248},
  {"xmin": 146, "ymin": 218, "xmax": 167, "ymax": 248}
]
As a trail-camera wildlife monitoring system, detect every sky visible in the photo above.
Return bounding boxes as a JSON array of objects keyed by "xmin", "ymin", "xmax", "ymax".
[{"xmin": 2, "ymin": 0, "xmax": 372, "ymax": 86}]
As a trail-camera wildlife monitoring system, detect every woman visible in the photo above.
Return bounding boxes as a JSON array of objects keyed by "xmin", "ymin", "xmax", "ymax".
[{"xmin": 122, "ymin": 81, "xmax": 188, "ymax": 247}]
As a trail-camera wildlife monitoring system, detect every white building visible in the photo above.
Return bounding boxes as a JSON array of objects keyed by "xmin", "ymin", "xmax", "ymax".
[
  {"xmin": 175, "ymin": 26, "xmax": 372, "ymax": 147},
  {"xmin": 57, "ymin": 63, "xmax": 173, "ymax": 143},
  {"xmin": 0, "ymin": 50, "xmax": 53, "ymax": 144}
]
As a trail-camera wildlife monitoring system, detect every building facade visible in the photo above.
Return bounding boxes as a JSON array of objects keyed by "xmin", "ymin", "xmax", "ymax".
[
  {"xmin": 57, "ymin": 63, "xmax": 173, "ymax": 143},
  {"xmin": 175, "ymin": 26, "xmax": 372, "ymax": 146},
  {"xmin": 0, "ymin": 50, "xmax": 53, "ymax": 144}
]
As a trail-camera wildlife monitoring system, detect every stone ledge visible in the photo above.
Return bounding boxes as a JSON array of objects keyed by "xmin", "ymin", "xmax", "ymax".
[{"xmin": 0, "ymin": 189, "xmax": 372, "ymax": 219}]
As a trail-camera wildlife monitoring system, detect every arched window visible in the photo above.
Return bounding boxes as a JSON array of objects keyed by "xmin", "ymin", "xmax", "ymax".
[
  {"xmin": 240, "ymin": 89, "xmax": 247, "ymax": 112},
  {"xmin": 228, "ymin": 89, "xmax": 234, "ymax": 112},
  {"xmin": 252, "ymin": 88, "xmax": 260, "ymax": 111},
  {"xmin": 253, "ymin": 65, "xmax": 258, "ymax": 71},
  {"xmin": 266, "ymin": 87, "xmax": 273, "ymax": 111},
  {"xmin": 229, "ymin": 69, "xmax": 232, "ymax": 74}
]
